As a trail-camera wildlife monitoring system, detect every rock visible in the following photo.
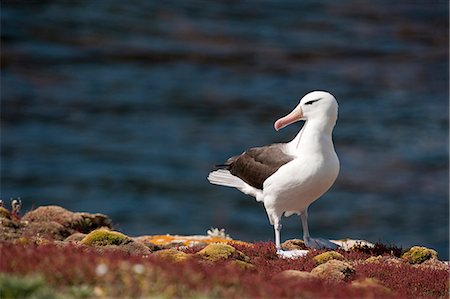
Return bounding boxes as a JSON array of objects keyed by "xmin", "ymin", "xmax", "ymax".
[
  {"xmin": 98, "ymin": 242, "xmax": 152, "ymax": 256},
  {"xmin": 22, "ymin": 221, "xmax": 71, "ymax": 240},
  {"xmin": 187, "ymin": 241, "xmax": 208, "ymax": 248},
  {"xmin": 22, "ymin": 206, "xmax": 79, "ymax": 224},
  {"xmin": 281, "ymin": 239, "xmax": 307, "ymax": 250},
  {"xmin": 310, "ymin": 260, "xmax": 355, "ymax": 281},
  {"xmin": 80, "ymin": 228, "xmax": 153, "ymax": 256},
  {"xmin": 154, "ymin": 249, "xmax": 192, "ymax": 262},
  {"xmin": 276, "ymin": 270, "xmax": 316, "ymax": 280},
  {"xmin": 120, "ymin": 241, "xmax": 155, "ymax": 255},
  {"xmin": 135, "ymin": 234, "xmax": 248, "ymax": 248},
  {"xmin": 138, "ymin": 241, "xmax": 162, "ymax": 252},
  {"xmin": 401, "ymin": 246, "xmax": 438, "ymax": 264},
  {"xmin": 65, "ymin": 233, "xmax": 87, "ymax": 243},
  {"xmin": 74, "ymin": 213, "xmax": 113, "ymax": 233},
  {"xmin": 313, "ymin": 251, "xmax": 344, "ymax": 264},
  {"xmin": 0, "ymin": 205, "xmax": 113, "ymax": 243},
  {"xmin": 22, "ymin": 206, "xmax": 112, "ymax": 234},
  {"xmin": 81, "ymin": 228, "xmax": 129, "ymax": 246},
  {"xmin": 351, "ymin": 277, "xmax": 391, "ymax": 294},
  {"xmin": 197, "ymin": 243, "xmax": 250, "ymax": 263}
]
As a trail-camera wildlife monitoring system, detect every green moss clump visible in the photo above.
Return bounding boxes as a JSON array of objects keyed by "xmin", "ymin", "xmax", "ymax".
[
  {"xmin": 401, "ymin": 246, "xmax": 438, "ymax": 264},
  {"xmin": 310, "ymin": 260, "xmax": 355, "ymax": 281},
  {"xmin": 197, "ymin": 243, "xmax": 250, "ymax": 263},
  {"xmin": 80, "ymin": 228, "xmax": 129, "ymax": 246},
  {"xmin": 313, "ymin": 251, "xmax": 344, "ymax": 265}
]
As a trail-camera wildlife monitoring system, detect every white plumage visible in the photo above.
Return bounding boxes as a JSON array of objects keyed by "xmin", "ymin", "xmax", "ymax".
[{"xmin": 208, "ymin": 91, "xmax": 340, "ymax": 255}]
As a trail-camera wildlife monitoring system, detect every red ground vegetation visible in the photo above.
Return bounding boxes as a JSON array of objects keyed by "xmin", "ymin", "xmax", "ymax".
[
  {"xmin": 1, "ymin": 241, "xmax": 448, "ymax": 298},
  {"xmin": 355, "ymin": 262, "xmax": 449, "ymax": 298}
]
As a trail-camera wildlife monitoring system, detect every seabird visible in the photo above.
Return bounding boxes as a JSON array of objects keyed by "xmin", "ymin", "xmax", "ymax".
[{"xmin": 208, "ymin": 91, "xmax": 340, "ymax": 256}]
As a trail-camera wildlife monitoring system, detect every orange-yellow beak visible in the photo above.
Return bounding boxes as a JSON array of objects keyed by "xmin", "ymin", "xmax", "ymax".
[{"xmin": 274, "ymin": 105, "xmax": 303, "ymax": 131}]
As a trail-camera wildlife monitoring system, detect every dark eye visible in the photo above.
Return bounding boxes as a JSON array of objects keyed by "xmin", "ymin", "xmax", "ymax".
[{"xmin": 304, "ymin": 98, "xmax": 322, "ymax": 105}]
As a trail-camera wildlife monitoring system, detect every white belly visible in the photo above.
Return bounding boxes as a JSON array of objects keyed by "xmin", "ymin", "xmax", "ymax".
[{"xmin": 262, "ymin": 153, "xmax": 339, "ymax": 216}]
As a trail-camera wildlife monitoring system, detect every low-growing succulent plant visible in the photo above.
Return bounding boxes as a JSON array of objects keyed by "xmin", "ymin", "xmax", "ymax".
[{"xmin": 0, "ymin": 240, "xmax": 448, "ymax": 298}]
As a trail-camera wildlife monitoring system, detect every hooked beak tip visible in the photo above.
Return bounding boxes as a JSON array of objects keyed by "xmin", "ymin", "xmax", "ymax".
[
  {"xmin": 273, "ymin": 120, "xmax": 283, "ymax": 131},
  {"xmin": 273, "ymin": 106, "xmax": 303, "ymax": 131}
]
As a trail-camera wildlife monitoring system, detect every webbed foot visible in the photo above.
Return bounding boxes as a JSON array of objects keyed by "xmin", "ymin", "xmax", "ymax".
[{"xmin": 304, "ymin": 237, "xmax": 339, "ymax": 250}]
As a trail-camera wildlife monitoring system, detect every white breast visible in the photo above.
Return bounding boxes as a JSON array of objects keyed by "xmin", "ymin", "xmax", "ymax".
[{"xmin": 262, "ymin": 150, "xmax": 339, "ymax": 215}]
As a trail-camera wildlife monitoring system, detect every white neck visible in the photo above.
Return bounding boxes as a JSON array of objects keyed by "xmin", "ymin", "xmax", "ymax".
[{"xmin": 289, "ymin": 116, "xmax": 336, "ymax": 155}]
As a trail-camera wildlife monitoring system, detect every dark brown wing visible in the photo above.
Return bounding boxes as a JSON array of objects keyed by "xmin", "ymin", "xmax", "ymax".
[{"xmin": 220, "ymin": 144, "xmax": 294, "ymax": 190}]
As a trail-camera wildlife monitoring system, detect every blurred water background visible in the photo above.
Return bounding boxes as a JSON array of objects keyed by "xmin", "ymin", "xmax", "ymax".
[{"xmin": 1, "ymin": 1, "xmax": 448, "ymax": 258}]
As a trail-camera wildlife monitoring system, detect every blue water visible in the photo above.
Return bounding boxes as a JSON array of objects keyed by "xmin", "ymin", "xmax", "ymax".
[{"xmin": 1, "ymin": 1, "xmax": 448, "ymax": 259}]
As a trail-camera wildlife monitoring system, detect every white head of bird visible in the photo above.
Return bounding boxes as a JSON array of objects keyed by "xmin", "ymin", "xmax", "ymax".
[{"xmin": 274, "ymin": 91, "xmax": 338, "ymax": 132}]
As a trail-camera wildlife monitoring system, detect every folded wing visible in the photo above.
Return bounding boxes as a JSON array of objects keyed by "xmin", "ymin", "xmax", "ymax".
[{"xmin": 218, "ymin": 144, "xmax": 295, "ymax": 190}]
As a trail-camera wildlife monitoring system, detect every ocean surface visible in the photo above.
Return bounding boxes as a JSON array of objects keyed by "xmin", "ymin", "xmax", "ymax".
[{"xmin": 1, "ymin": 1, "xmax": 448, "ymax": 258}]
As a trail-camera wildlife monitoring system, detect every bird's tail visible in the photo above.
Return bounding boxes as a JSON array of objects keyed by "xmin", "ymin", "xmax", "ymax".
[
  {"xmin": 207, "ymin": 169, "xmax": 262, "ymax": 199},
  {"xmin": 207, "ymin": 169, "xmax": 246, "ymax": 189}
]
